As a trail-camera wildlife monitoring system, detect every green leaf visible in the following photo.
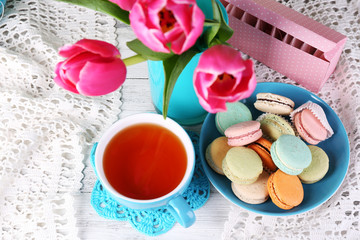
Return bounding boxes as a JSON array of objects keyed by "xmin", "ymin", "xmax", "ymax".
[
  {"xmin": 203, "ymin": 20, "xmax": 220, "ymax": 27},
  {"xmin": 56, "ymin": 0, "xmax": 130, "ymax": 24},
  {"xmin": 201, "ymin": 0, "xmax": 221, "ymax": 46},
  {"xmin": 162, "ymin": 49, "xmax": 199, "ymax": 118},
  {"xmin": 201, "ymin": 0, "xmax": 234, "ymax": 47},
  {"xmin": 127, "ymin": 39, "xmax": 174, "ymax": 61},
  {"xmin": 216, "ymin": 1, "xmax": 234, "ymax": 43}
]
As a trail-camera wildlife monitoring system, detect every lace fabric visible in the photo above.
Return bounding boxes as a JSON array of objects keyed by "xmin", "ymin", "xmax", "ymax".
[
  {"xmin": 89, "ymin": 131, "xmax": 210, "ymax": 236},
  {"xmin": 0, "ymin": 0, "xmax": 120, "ymax": 239},
  {"xmin": 223, "ymin": 0, "xmax": 360, "ymax": 239}
]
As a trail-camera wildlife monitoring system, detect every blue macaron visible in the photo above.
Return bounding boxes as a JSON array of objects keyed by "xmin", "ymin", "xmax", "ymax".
[
  {"xmin": 215, "ymin": 102, "xmax": 252, "ymax": 135},
  {"xmin": 270, "ymin": 135, "xmax": 312, "ymax": 175}
]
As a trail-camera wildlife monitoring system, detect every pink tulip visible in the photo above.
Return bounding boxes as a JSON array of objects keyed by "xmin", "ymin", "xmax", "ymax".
[
  {"xmin": 193, "ymin": 45, "xmax": 257, "ymax": 113},
  {"xmin": 54, "ymin": 39, "xmax": 126, "ymax": 96},
  {"xmin": 129, "ymin": 0, "xmax": 205, "ymax": 54},
  {"xmin": 108, "ymin": 0, "xmax": 136, "ymax": 11}
]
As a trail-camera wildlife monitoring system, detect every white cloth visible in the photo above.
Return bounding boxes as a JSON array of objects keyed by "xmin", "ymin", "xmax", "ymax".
[
  {"xmin": 0, "ymin": 0, "xmax": 121, "ymax": 238},
  {"xmin": 222, "ymin": 0, "xmax": 360, "ymax": 239},
  {"xmin": 1, "ymin": 0, "xmax": 359, "ymax": 239}
]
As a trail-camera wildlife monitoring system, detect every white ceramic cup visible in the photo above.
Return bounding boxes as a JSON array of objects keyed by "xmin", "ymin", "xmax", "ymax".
[{"xmin": 94, "ymin": 113, "xmax": 196, "ymax": 227}]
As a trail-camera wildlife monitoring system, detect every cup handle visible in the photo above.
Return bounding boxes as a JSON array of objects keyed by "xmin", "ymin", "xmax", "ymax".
[{"xmin": 167, "ymin": 195, "xmax": 196, "ymax": 228}]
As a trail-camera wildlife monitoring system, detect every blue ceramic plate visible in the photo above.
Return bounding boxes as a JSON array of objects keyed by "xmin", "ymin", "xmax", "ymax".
[{"xmin": 199, "ymin": 82, "xmax": 350, "ymax": 216}]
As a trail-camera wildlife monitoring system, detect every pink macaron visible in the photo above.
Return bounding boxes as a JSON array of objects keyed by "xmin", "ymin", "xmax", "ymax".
[
  {"xmin": 294, "ymin": 109, "xmax": 327, "ymax": 145},
  {"xmin": 225, "ymin": 121, "xmax": 263, "ymax": 146},
  {"xmin": 291, "ymin": 102, "xmax": 334, "ymax": 145}
]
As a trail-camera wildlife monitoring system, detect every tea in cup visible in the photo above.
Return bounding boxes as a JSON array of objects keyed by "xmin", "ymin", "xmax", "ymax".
[{"xmin": 94, "ymin": 113, "xmax": 195, "ymax": 227}]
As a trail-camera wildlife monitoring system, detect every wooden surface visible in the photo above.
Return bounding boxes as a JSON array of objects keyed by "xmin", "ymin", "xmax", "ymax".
[{"xmin": 73, "ymin": 23, "xmax": 234, "ymax": 239}]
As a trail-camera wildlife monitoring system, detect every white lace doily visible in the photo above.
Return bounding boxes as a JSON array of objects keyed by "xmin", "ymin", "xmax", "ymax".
[
  {"xmin": 0, "ymin": 0, "xmax": 121, "ymax": 239},
  {"xmin": 223, "ymin": 0, "xmax": 360, "ymax": 239}
]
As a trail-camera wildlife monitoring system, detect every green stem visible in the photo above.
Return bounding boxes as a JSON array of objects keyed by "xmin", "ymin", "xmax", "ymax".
[
  {"xmin": 122, "ymin": 54, "xmax": 147, "ymax": 66},
  {"xmin": 204, "ymin": 21, "xmax": 220, "ymax": 27}
]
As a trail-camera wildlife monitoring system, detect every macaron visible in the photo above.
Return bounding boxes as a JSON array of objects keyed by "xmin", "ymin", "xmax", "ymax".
[
  {"xmin": 267, "ymin": 170, "xmax": 304, "ymax": 210},
  {"xmin": 231, "ymin": 171, "xmax": 270, "ymax": 204},
  {"xmin": 215, "ymin": 102, "xmax": 252, "ymax": 135},
  {"xmin": 247, "ymin": 137, "xmax": 277, "ymax": 173},
  {"xmin": 223, "ymin": 147, "xmax": 263, "ymax": 184},
  {"xmin": 293, "ymin": 109, "xmax": 327, "ymax": 145},
  {"xmin": 224, "ymin": 121, "xmax": 262, "ymax": 146},
  {"xmin": 291, "ymin": 101, "xmax": 334, "ymax": 144},
  {"xmin": 205, "ymin": 136, "xmax": 233, "ymax": 175},
  {"xmin": 298, "ymin": 145, "xmax": 329, "ymax": 184},
  {"xmin": 257, "ymin": 113, "xmax": 295, "ymax": 141},
  {"xmin": 254, "ymin": 93, "xmax": 295, "ymax": 115},
  {"xmin": 270, "ymin": 135, "xmax": 312, "ymax": 175}
]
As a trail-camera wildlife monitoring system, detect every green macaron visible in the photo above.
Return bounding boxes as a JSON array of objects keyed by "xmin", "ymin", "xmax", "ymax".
[
  {"xmin": 298, "ymin": 145, "xmax": 329, "ymax": 184},
  {"xmin": 270, "ymin": 135, "xmax": 312, "ymax": 175},
  {"xmin": 257, "ymin": 113, "xmax": 295, "ymax": 141},
  {"xmin": 215, "ymin": 102, "xmax": 252, "ymax": 135},
  {"xmin": 223, "ymin": 147, "xmax": 263, "ymax": 184}
]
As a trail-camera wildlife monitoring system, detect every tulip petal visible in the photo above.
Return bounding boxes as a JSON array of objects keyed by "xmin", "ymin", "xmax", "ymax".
[
  {"xmin": 54, "ymin": 62, "xmax": 79, "ymax": 94},
  {"xmin": 167, "ymin": 2, "xmax": 192, "ymax": 34},
  {"xmin": 56, "ymin": 61, "xmax": 78, "ymax": 88},
  {"xmin": 54, "ymin": 75, "xmax": 79, "ymax": 94},
  {"xmin": 193, "ymin": 71, "xmax": 216, "ymax": 100},
  {"xmin": 170, "ymin": 34, "xmax": 186, "ymax": 54},
  {"xmin": 164, "ymin": 25, "xmax": 183, "ymax": 43},
  {"xmin": 199, "ymin": 95, "xmax": 227, "ymax": 113},
  {"xmin": 59, "ymin": 44, "xmax": 86, "ymax": 58},
  {"xmin": 108, "ymin": 0, "xmax": 137, "ymax": 11},
  {"xmin": 62, "ymin": 52, "xmax": 100, "ymax": 84},
  {"xmin": 147, "ymin": 0, "xmax": 167, "ymax": 15},
  {"xmin": 196, "ymin": 45, "xmax": 245, "ymax": 74},
  {"xmin": 233, "ymin": 64, "xmax": 257, "ymax": 98},
  {"xmin": 77, "ymin": 58, "xmax": 127, "ymax": 96},
  {"xmin": 169, "ymin": 2, "xmax": 204, "ymax": 54},
  {"xmin": 75, "ymin": 39, "xmax": 120, "ymax": 58}
]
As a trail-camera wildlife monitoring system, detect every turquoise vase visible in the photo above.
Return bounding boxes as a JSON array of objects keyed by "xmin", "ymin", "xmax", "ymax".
[
  {"xmin": 148, "ymin": 0, "xmax": 228, "ymax": 125},
  {"xmin": 0, "ymin": 0, "xmax": 6, "ymax": 19}
]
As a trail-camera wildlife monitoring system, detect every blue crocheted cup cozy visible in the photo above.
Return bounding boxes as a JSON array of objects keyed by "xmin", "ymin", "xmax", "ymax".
[{"xmin": 90, "ymin": 131, "xmax": 210, "ymax": 236}]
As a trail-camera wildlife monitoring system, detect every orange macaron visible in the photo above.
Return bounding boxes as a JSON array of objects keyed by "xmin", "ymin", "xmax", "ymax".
[
  {"xmin": 267, "ymin": 170, "xmax": 304, "ymax": 210},
  {"xmin": 247, "ymin": 137, "xmax": 277, "ymax": 173}
]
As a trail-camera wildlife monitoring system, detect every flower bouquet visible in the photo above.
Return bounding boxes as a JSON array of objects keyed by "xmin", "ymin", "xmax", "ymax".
[{"xmin": 54, "ymin": 0, "xmax": 257, "ymax": 120}]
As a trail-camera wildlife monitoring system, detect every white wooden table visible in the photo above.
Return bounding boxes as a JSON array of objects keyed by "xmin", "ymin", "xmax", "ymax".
[{"xmin": 73, "ymin": 23, "xmax": 234, "ymax": 239}]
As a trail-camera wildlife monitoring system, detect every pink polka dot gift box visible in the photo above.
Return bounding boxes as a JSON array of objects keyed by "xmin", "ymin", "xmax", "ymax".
[{"xmin": 221, "ymin": 0, "xmax": 347, "ymax": 93}]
